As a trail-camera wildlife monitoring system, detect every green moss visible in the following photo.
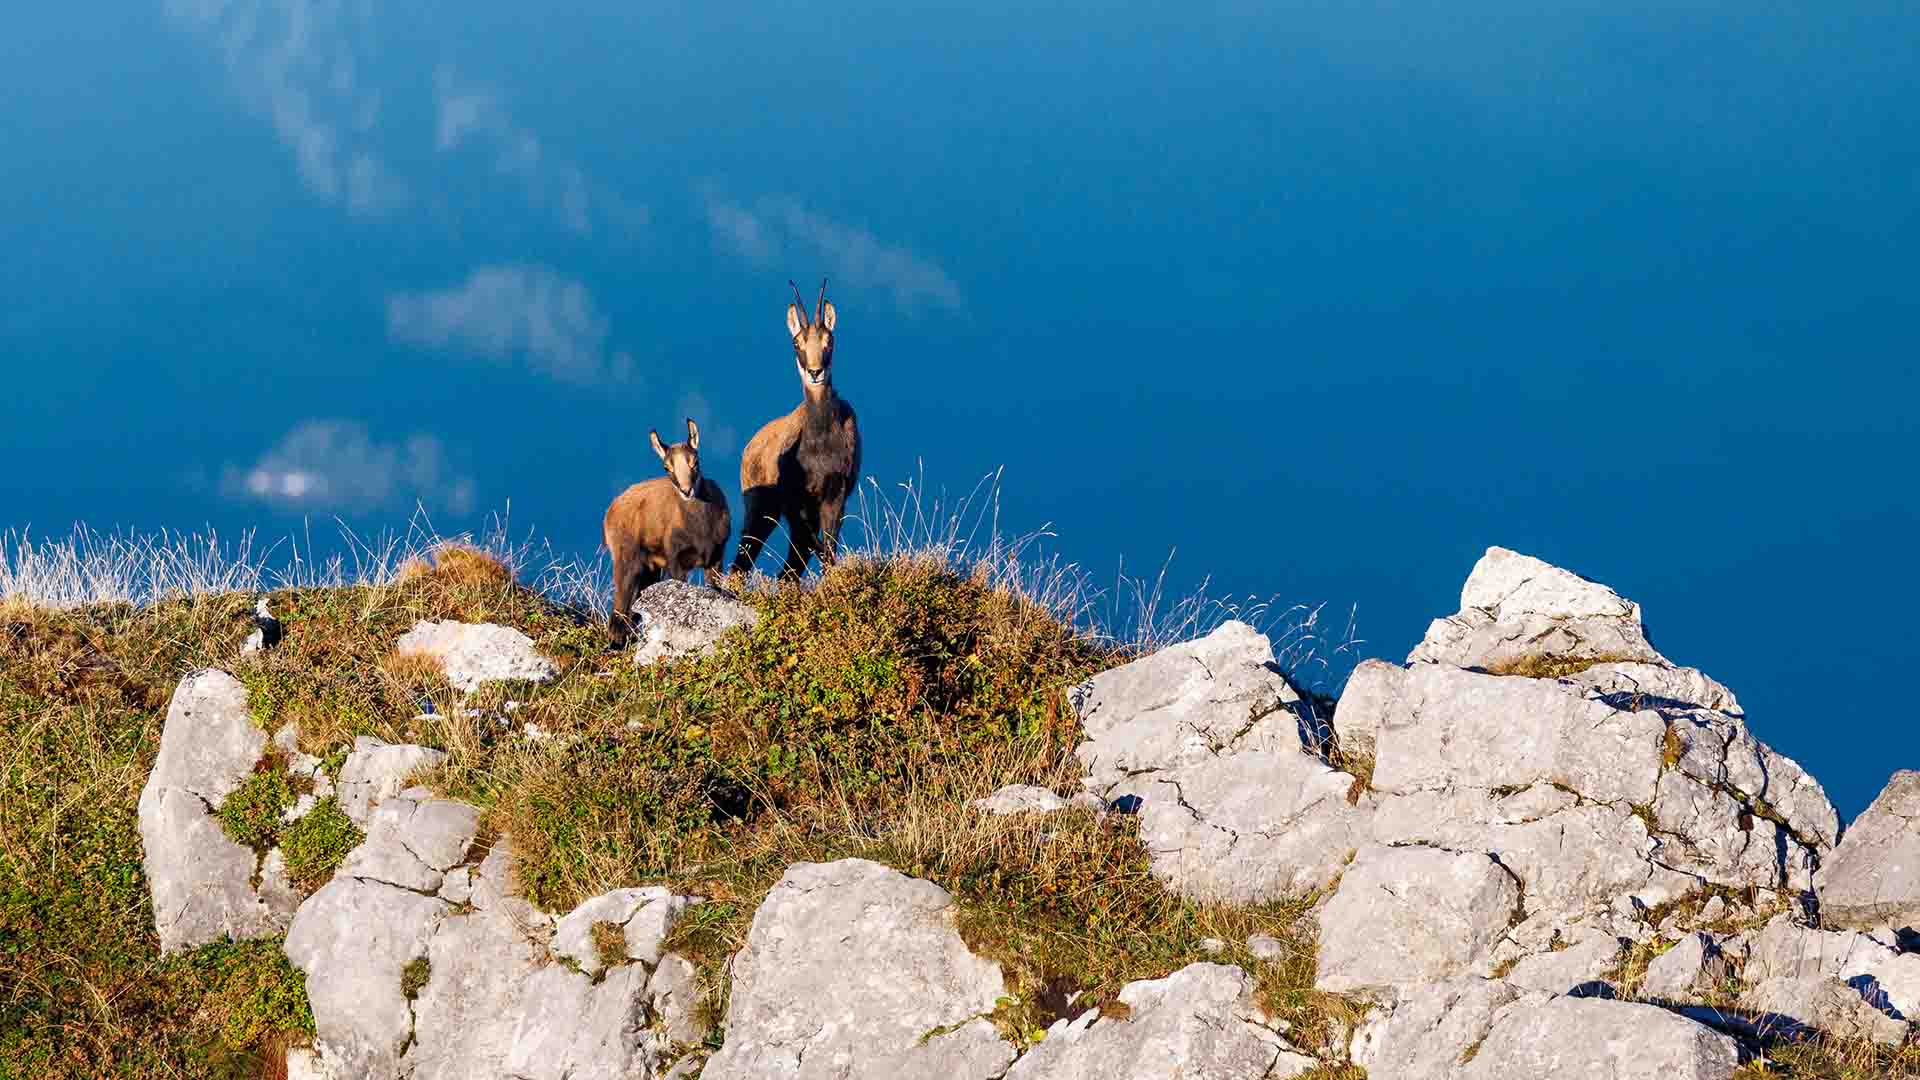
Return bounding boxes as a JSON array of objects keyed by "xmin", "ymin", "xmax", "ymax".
[
  {"xmin": 280, "ymin": 797, "xmax": 363, "ymax": 890},
  {"xmin": 215, "ymin": 763, "xmax": 294, "ymax": 851},
  {"xmin": 400, "ymin": 956, "xmax": 431, "ymax": 1000}
]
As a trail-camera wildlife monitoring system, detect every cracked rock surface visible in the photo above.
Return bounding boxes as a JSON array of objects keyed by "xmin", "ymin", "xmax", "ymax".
[
  {"xmin": 702, "ymin": 859, "xmax": 1015, "ymax": 1080},
  {"xmin": 1071, "ymin": 620, "xmax": 1361, "ymax": 902},
  {"xmin": 1350, "ymin": 976, "xmax": 1535, "ymax": 1079},
  {"xmin": 1459, "ymin": 996, "xmax": 1740, "ymax": 1079},
  {"xmin": 138, "ymin": 669, "xmax": 296, "ymax": 953},
  {"xmin": 630, "ymin": 579, "xmax": 759, "ymax": 665},
  {"xmin": 337, "ymin": 736, "xmax": 449, "ymax": 826},
  {"xmin": 1004, "ymin": 962, "xmax": 1313, "ymax": 1079},
  {"xmin": 1407, "ymin": 546, "xmax": 1667, "ymax": 670},
  {"xmin": 394, "ymin": 620, "xmax": 556, "ymax": 693},
  {"xmin": 1315, "ymin": 844, "xmax": 1520, "ymax": 994},
  {"xmin": 1814, "ymin": 770, "xmax": 1920, "ymax": 930}
]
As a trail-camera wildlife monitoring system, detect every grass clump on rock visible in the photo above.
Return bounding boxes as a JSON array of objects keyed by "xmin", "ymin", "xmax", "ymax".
[
  {"xmin": 279, "ymin": 796, "xmax": 363, "ymax": 890},
  {"xmin": 214, "ymin": 759, "xmax": 296, "ymax": 851}
]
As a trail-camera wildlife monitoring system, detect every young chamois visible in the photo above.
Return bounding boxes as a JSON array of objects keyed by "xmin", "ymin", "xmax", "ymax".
[
  {"xmin": 731, "ymin": 280, "xmax": 862, "ymax": 578},
  {"xmin": 603, "ymin": 419, "xmax": 731, "ymax": 647}
]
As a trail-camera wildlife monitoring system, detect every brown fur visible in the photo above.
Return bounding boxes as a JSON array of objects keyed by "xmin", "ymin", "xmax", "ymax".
[
  {"xmin": 603, "ymin": 421, "xmax": 731, "ymax": 646},
  {"xmin": 733, "ymin": 282, "xmax": 863, "ymax": 578}
]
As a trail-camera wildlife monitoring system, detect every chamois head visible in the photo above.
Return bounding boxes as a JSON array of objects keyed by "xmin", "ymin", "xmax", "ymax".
[
  {"xmin": 649, "ymin": 418, "xmax": 703, "ymax": 500},
  {"xmin": 785, "ymin": 278, "xmax": 837, "ymax": 391}
]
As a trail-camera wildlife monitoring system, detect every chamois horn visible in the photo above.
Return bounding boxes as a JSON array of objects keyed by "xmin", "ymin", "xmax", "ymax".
[
  {"xmin": 816, "ymin": 277, "xmax": 829, "ymax": 324},
  {"xmin": 789, "ymin": 280, "xmax": 809, "ymax": 327}
]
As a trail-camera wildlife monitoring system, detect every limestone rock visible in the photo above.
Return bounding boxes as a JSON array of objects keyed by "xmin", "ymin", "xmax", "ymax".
[
  {"xmin": 551, "ymin": 886, "xmax": 695, "ymax": 975},
  {"xmin": 395, "ymin": 620, "xmax": 556, "ymax": 693},
  {"xmin": 1330, "ymin": 658, "xmax": 1402, "ymax": 763},
  {"xmin": 1113, "ymin": 748, "xmax": 1368, "ymax": 902},
  {"xmin": 1352, "ymin": 976, "xmax": 1533, "ymax": 1079},
  {"xmin": 499, "ymin": 963, "xmax": 659, "ymax": 1080},
  {"xmin": 336, "ymin": 736, "xmax": 448, "ymax": 826},
  {"xmin": 1004, "ymin": 963, "xmax": 1304, "ymax": 1080},
  {"xmin": 1561, "ymin": 661, "xmax": 1741, "ymax": 715},
  {"xmin": 1372, "ymin": 663, "xmax": 1664, "ymax": 805},
  {"xmin": 647, "ymin": 953, "xmax": 707, "ymax": 1047},
  {"xmin": 1316, "ymin": 844, "xmax": 1520, "ymax": 994},
  {"xmin": 336, "ymin": 790, "xmax": 479, "ymax": 893},
  {"xmin": 702, "ymin": 859, "xmax": 1014, "ymax": 1080},
  {"xmin": 972, "ymin": 784, "xmax": 1071, "ymax": 815},
  {"xmin": 1745, "ymin": 976, "xmax": 1908, "ymax": 1046},
  {"xmin": 1742, "ymin": 914, "xmax": 1920, "ymax": 1021},
  {"xmin": 138, "ymin": 669, "xmax": 290, "ymax": 953},
  {"xmin": 1071, "ymin": 620, "xmax": 1302, "ymax": 790},
  {"xmin": 1815, "ymin": 770, "xmax": 1920, "ymax": 930},
  {"xmin": 285, "ymin": 876, "xmax": 450, "ymax": 1078},
  {"xmin": 1460, "ymin": 996, "xmax": 1739, "ymax": 1079},
  {"xmin": 1641, "ymin": 932, "xmax": 1733, "ymax": 1003},
  {"xmin": 630, "ymin": 579, "xmax": 759, "ymax": 665},
  {"xmin": 1502, "ymin": 929, "xmax": 1627, "ymax": 996},
  {"xmin": 1408, "ymin": 546, "xmax": 1666, "ymax": 670}
]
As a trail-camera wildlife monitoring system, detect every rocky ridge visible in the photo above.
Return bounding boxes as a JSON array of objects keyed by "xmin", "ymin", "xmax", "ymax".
[{"xmin": 133, "ymin": 556, "xmax": 1920, "ymax": 1078}]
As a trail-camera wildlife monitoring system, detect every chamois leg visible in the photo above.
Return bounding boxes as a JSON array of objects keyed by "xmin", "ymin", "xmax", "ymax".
[
  {"xmin": 780, "ymin": 512, "xmax": 818, "ymax": 581},
  {"xmin": 609, "ymin": 556, "xmax": 642, "ymax": 648},
  {"xmin": 732, "ymin": 490, "xmax": 780, "ymax": 574},
  {"xmin": 816, "ymin": 496, "xmax": 848, "ymax": 566}
]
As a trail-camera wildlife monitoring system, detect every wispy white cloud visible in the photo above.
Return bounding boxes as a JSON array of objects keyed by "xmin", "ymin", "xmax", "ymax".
[
  {"xmin": 164, "ymin": 0, "xmax": 406, "ymax": 215},
  {"xmin": 673, "ymin": 391, "xmax": 740, "ymax": 461},
  {"xmin": 223, "ymin": 420, "xmax": 475, "ymax": 514},
  {"xmin": 704, "ymin": 193, "xmax": 964, "ymax": 313},
  {"xmin": 433, "ymin": 66, "xmax": 645, "ymax": 236},
  {"xmin": 386, "ymin": 265, "xmax": 635, "ymax": 385}
]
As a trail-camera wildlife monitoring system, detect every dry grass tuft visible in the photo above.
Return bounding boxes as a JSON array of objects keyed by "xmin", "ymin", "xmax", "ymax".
[{"xmin": 1480, "ymin": 652, "xmax": 1638, "ymax": 679}]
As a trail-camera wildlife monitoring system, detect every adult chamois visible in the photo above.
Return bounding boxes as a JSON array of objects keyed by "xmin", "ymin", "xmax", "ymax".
[
  {"xmin": 603, "ymin": 419, "xmax": 731, "ymax": 647},
  {"xmin": 731, "ymin": 279, "xmax": 862, "ymax": 578}
]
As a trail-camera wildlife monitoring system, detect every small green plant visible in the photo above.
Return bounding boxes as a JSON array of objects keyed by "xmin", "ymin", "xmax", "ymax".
[
  {"xmin": 401, "ymin": 956, "xmax": 432, "ymax": 1000},
  {"xmin": 216, "ymin": 761, "xmax": 295, "ymax": 850},
  {"xmin": 280, "ymin": 797, "xmax": 364, "ymax": 889},
  {"xmin": 591, "ymin": 920, "xmax": 628, "ymax": 971}
]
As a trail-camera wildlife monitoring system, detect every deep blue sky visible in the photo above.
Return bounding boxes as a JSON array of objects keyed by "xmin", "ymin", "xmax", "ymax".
[{"xmin": 3, "ymin": 3, "xmax": 1914, "ymax": 820}]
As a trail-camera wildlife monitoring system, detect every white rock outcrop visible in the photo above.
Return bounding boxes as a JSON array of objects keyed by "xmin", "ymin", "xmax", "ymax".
[
  {"xmin": 138, "ymin": 669, "xmax": 296, "ymax": 953},
  {"xmin": 1315, "ymin": 844, "xmax": 1520, "ymax": 994},
  {"xmin": 1004, "ymin": 963, "xmax": 1315, "ymax": 1079},
  {"xmin": 1814, "ymin": 770, "xmax": 1920, "ymax": 931},
  {"xmin": 1459, "ymin": 996, "xmax": 1740, "ymax": 1079},
  {"xmin": 629, "ymin": 579, "xmax": 759, "ymax": 665},
  {"xmin": 1071, "ymin": 620, "xmax": 1366, "ymax": 902},
  {"xmin": 395, "ymin": 620, "xmax": 556, "ymax": 693},
  {"xmin": 1408, "ymin": 546, "xmax": 1666, "ymax": 670},
  {"xmin": 702, "ymin": 859, "xmax": 1015, "ymax": 1080},
  {"xmin": 336, "ymin": 736, "xmax": 448, "ymax": 827},
  {"xmin": 1350, "ymin": 976, "xmax": 1535, "ymax": 1079},
  {"xmin": 286, "ymin": 835, "xmax": 702, "ymax": 1079}
]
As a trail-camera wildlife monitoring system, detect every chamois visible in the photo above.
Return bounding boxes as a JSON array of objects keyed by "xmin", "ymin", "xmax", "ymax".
[
  {"xmin": 731, "ymin": 279, "xmax": 862, "ymax": 578},
  {"xmin": 603, "ymin": 418, "xmax": 731, "ymax": 647}
]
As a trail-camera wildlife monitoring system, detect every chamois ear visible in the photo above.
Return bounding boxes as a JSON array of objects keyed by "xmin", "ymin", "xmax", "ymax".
[
  {"xmin": 786, "ymin": 303, "xmax": 805, "ymax": 338},
  {"xmin": 819, "ymin": 300, "xmax": 836, "ymax": 332},
  {"xmin": 685, "ymin": 417, "xmax": 700, "ymax": 450},
  {"xmin": 650, "ymin": 429, "xmax": 668, "ymax": 462}
]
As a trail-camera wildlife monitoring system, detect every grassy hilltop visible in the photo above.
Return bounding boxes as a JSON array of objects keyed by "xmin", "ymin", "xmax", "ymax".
[
  {"xmin": 2, "ymin": 522, "xmax": 1910, "ymax": 1079},
  {"xmin": 0, "ymin": 527, "xmax": 1364, "ymax": 1080}
]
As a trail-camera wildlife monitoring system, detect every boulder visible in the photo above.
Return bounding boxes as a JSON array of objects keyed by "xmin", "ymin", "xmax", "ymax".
[
  {"xmin": 702, "ymin": 859, "xmax": 1015, "ymax": 1080},
  {"xmin": 551, "ymin": 886, "xmax": 696, "ymax": 975},
  {"xmin": 1815, "ymin": 770, "xmax": 1920, "ymax": 930},
  {"xmin": 1351, "ymin": 977, "xmax": 1534, "ymax": 1080},
  {"xmin": 1744, "ymin": 975, "xmax": 1908, "ymax": 1046},
  {"xmin": 137, "ymin": 669, "xmax": 291, "ymax": 953},
  {"xmin": 1502, "ymin": 928, "xmax": 1627, "ymax": 996},
  {"xmin": 1459, "ymin": 996, "xmax": 1739, "ymax": 1079},
  {"xmin": 336, "ymin": 736, "xmax": 448, "ymax": 826},
  {"xmin": 335, "ymin": 789, "xmax": 480, "ymax": 893},
  {"xmin": 286, "ymin": 876, "xmax": 450, "ymax": 1077},
  {"xmin": 1112, "ymin": 748, "xmax": 1369, "ymax": 902},
  {"xmin": 1071, "ymin": 620, "xmax": 1303, "ymax": 790},
  {"xmin": 1330, "ymin": 658, "xmax": 1402, "ymax": 763},
  {"xmin": 1408, "ymin": 546, "xmax": 1666, "ymax": 670},
  {"xmin": 1740, "ymin": 913, "xmax": 1920, "ymax": 1022},
  {"xmin": 1641, "ymin": 932, "xmax": 1734, "ymax": 1003},
  {"xmin": 1003, "ymin": 963, "xmax": 1309, "ymax": 1079},
  {"xmin": 1316, "ymin": 844, "xmax": 1520, "ymax": 994},
  {"xmin": 395, "ymin": 620, "xmax": 556, "ymax": 693},
  {"xmin": 287, "ymin": 831, "xmax": 699, "ymax": 1079},
  {"xmin": 630, "ymin": 580, "xmax": 759, "ymax": 665}
]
